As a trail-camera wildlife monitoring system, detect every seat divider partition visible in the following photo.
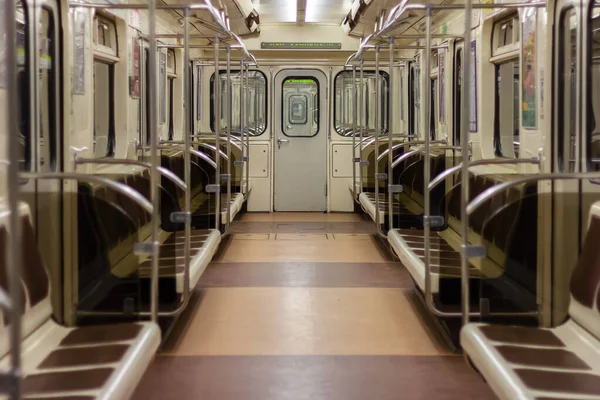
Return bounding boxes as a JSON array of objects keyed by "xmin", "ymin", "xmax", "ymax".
[
  {"xmin": 388, "ymin": 37, "xmax": 395, "ymax": 229},
  {"xmin": 4, "ymin": 0, "xmax": 21, "ymax": 393}
]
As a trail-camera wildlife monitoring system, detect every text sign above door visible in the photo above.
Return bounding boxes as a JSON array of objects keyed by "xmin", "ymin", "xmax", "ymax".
[{"xmin": 261, "ymin": 42, "xmax": 342, "ymax": 50}]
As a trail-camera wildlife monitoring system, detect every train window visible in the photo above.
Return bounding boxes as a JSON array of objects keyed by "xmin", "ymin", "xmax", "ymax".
[
  {"xmin": 93, "ymin": 14, "xmax": 118, "ymax": 58},
  {"xmin": 493, "ymin": 61, "xmax": 520, "ymax": 157},
  {"xmin": 453, "ymin": 46, "xmax": 463, "ymax": 145},
  {"xmin": 282, "ymin": 77, "xmax": 319, "ymax": 137},
  {"xmin": 39, "ymin": 7, "xmax": 58, "ymax": 171},
  {"xmin": 558, "ymin": 8, "xmax": 578, "ymax": 172},
  {"xmin": 493, "ymin": 15, "xmax": 519, "ymax": 55},
  {"xmin": 210, "ymin": 70, "xmax": 267, "ymax": 136},
  {"xmin": 93, "ymin": 62, "xmax": 115, "ymax": 157},
  {"xmin": 17, "ymin": 3, "xmax": 30, "ymax": 173},
  {"xmin": 167, "ymin": 49, "xmax": 176, "ymax": 75},
  {"xmin": 588, "ymin": 5, "xmax": 600, "ymax": 174},
  {"xmin": 409, "ymin": 62, "xmax": 420, "ymax": 138},
  {"xmin": 334, "ymin": 71, "xmax": 389, "ymax": 136},
  {"xmin": 166, "ymin": 50, "xmax": 177, "ymax": 140},
  {"xmin": 430, "ymin": 78, "xmax": 437, "ymax": 140}
]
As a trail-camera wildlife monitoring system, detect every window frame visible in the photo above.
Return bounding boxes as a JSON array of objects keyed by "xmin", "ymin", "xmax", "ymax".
[
  {"xmin": 332, "ymin": 70, "xmax": 390, "ymax": 136},
  {"xmin": 453, "ymin": 44, "xmax": 464, "ymax": 146},
  {"xmin": 209, "ymin": 69, "xmax": 268, "ymax": 136},
  {"xmin": 93, "ymin": 13, "xmax": 118, "ymax": 59},
  {"xmin": 281, "ymin": 76, "xmax": 320, "ymax": 138}
]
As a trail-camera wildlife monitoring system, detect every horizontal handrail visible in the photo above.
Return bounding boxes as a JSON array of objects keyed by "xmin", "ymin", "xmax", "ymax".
[
  {"xmin": 74, "ymin": 157, "xmax": 187, "ymax": 191},
  {"xmin": 467, "ymin": 172, "xmax": 600, "ymax": 216},
  {"xmin": 390, "ymin": 142, "xmax": 451, "ymax": 168},
  {"xmin": 379, "ymin": 140, "xmax": 448, "ymax": 162},
  {"xmin": 428, "ymin": 158, "xmax": 541, "ymax": 192},
  {"xmin": 20, "ymin": 172, "xmax": 154, "ymax": 214},
  {"xmin": 195, "ymin": 143, "xmax": 229, "ymax": 161},
  {"xmin": 138, "ymin": 145, "xmax": 218, "ymax": 169},
  {"xmin": 192, "ymin": 134, "xmax": 248, "ymax": 148},
  {"xmin": 190, "ymin": 136, "xmax": 244, "ymax": 152}
]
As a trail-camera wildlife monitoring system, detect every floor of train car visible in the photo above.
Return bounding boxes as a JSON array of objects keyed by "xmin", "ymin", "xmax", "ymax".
[{"xmin": 133, "ymin": 212, "xmax": 495, "ymax": 399}]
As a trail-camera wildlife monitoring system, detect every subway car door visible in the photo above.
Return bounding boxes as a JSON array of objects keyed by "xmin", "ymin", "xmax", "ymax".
[
  {"xmin": 274, "ymin": 69, "xmax": 327, "ymax": 211},
  {"xmin": 18, "ymin": 0, "xmax": 64, "ymax": 321}
]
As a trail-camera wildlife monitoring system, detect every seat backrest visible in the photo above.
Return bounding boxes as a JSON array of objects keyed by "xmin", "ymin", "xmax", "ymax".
[
  {"xmin": 569, "ymin": 202, "xmax": 600, "ymax": 339},
  {"xmin": 0, "ymin": 202, "xmax": 52, "ymax": 359}
]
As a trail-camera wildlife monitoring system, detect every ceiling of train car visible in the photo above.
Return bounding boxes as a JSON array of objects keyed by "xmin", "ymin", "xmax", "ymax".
[{"xmin": 255, "ymin": 0, "xmax": 351, "ymax": 24}]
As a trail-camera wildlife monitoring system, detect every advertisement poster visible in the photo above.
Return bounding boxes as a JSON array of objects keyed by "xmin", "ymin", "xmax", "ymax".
[
  {"xmin": 196, "ymin": 64, "xmax": 202, "ymax": 121},
  {"xmin": 72, "ymin": 9, "xmax": 86, "ymax": 94},
  {"xmin": 469, "ymin": 40, "xmax": 478, "ymax": 132},
  {"xmin": 129, "ymin": 38, "xmax": 140, "ymax": 98},
  {"xmin": 159, "ymin": 50, "xmax": 166, "ymax": 124},
  {"xmin": 438, "ymin": 49, "xmax": 446, "ymax": 123},
  {"xmin": 522, "ymin": 9, "xmax": 537, "ymax": 129}
]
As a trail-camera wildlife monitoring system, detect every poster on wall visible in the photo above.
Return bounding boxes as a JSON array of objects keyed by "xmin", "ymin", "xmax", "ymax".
[
  {"xmin": 129, "ymin": 38, "xmax": 140, "ymax": 98},
  {"xmin": 72, "ymin": 9, "xmax": 86, "ymax": 94},
  {"xmin": 522, "ymin": 8, "xmax": 537, "ymax": 129},
  {"xmin": 438, "ymin": 49, "xmax": 446, "ymax": 123},
  {"xmin": 469, "ymin": 40, "xmax": 478, "ymax": 132},
  {"xmin": 196, "ymin": 64, "xmax": 202, "ymax": 121},
  {"xmin": 159, "ymin": 50, "xmax": 167, "ymax": 124}
]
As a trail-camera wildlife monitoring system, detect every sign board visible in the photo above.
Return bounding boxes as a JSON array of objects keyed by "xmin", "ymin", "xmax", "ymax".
[{"xmin": 261, "ymin": 42, "xmax": 341, "ymax": 50}]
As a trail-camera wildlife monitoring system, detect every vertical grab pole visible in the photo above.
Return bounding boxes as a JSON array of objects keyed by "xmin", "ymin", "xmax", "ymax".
[
  {"xmin": 374, "ymin": 46, "xmax": 384, "ymax": 235},
  {"xmin": 240, "ymin": 61, "xmax": 246, "ymax": 197},
  {"xmin": 226, "ymin": 46, "xmax": 232, "ymax": 231},
  {"xmin": 359, "ymin": 59, "xmax": 365, "ymax": 194},
  {"xmin": 148, "ymin": 0, "xmax": 159, "ymax": 323},
  {"xmin": 214, "ymin": 37, "xmax": 221, "ymax": 230},
  {"xmin": 423, "ymin": 5, "xmax": 433, "ymax": 306},
  {"xmin": 388, "ymin": 37, "xmax": 395, "ymax": 230},
  {"xmin": 461, "ymin": 0, "xmax": 473, "ymax": 326},
  {"xmin": 245, "ymin": 63, "xmax": 250, "ymax": 196},
  {"xmin": 182, "ymin": 7, "xmax": 191, "ymax": 303},
  {"xmin": 6, "ymin": 0, "xmax": 22, "ymax": 394},
  {"xmin": 352, "ymin": 64, "xmax": 358, "ymax": 199}
]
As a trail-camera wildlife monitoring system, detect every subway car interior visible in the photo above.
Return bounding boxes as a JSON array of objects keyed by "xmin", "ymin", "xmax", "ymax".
[{"xmin": 1, "ymin": 0, "xmax": 600, "ymax": 398}]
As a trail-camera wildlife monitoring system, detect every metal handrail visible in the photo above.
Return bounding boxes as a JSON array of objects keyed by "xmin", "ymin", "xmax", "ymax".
[
  {"xmin": 138, "ymin": 145, "xmax": 218, "ymax": 169},
  {"xmin": 161, "ymin": 140, "xmax": 229, "ymax": 161},
  {"xmin": 192, "ymin": 134, "xmax": 248, "ymax": 149},
  {"xmin": 74, "ymin": 158, "xmax": 187, "ymax": 191},
  {"xmin": 428, "ymin": 158, "xmax": 541, "ymax": 192},
  {"xmin": 380, "ymin": 140, "xmax": 448, "ymax": 163}
]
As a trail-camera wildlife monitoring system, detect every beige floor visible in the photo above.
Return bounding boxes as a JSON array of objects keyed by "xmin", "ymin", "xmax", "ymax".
[
  {"xmin": 239, "ymin": 212, "xmax": 364, "ymax": 223},
  {"xmin": 165, "ymin": 216, "xmax": 450, "ymax": 358},
  {"xmin": 164, "ymin": 288, "xmax": 448, "ymax": 356},
  {"xmin": 215, "ymin": 236, "xmax": 390, "ymax": 263}
]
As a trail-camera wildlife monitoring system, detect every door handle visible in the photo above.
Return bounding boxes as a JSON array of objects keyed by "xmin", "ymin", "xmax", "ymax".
[{"xmin": 277, "ymin": 137, "xmax": 289, "ymax": 149}]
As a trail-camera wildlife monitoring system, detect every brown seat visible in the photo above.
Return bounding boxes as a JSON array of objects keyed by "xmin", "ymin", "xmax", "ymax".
[
  {"xmin": 0, "ymin": 203, "xmax": 160, "ymax": 399},
  {"xmin": 461, "ymin": 201, "xmax": 600, "ymax": 400}
]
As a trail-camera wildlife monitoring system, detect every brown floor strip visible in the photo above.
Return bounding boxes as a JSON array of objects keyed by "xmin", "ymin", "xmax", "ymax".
[
  {"xmin": 229, "ymin": 221, "xmax": 378, "ymax": 234},
  {"xmin": 132, "ymin": 355, "xmax": 497, "ymax": 400},
  {"xmin": 198, "ymin": 262, "xmax": 413, "ymax": 288}
]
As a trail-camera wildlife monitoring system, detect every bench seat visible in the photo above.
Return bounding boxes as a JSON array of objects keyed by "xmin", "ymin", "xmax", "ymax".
[
  {"xmin": 220, "ymin": 192, "xmax": 244, "ymax": 223},
  {"xmin": 461, "ymin": 321, "xmax": 600, "ymax": 400},
  {"xmin": 138, "ymin": 228, "xmax": 221, "ymax": 293},
  {"xmin": 388, "ymin": 228, "xmax": 486, "ymax": 293},
  {"xmin": 0, "ymin": 321, "xmax": 160, "ymax": 399},
  {"xmin": 0, "ymin": 203, "xmax": 160, "ymax": 400},
  {"xmin": 460, "ymin": 202, "xmax": 600, "ymax": 399},
  {"xmin": 358, "ymin": 192, "xmax": 409, "ymax": 225}
]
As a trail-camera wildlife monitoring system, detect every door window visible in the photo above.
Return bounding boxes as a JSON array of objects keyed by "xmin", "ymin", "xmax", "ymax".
[{"xmin": 282, "ymin": 77, "xmax": 319, "ymax": 137}]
